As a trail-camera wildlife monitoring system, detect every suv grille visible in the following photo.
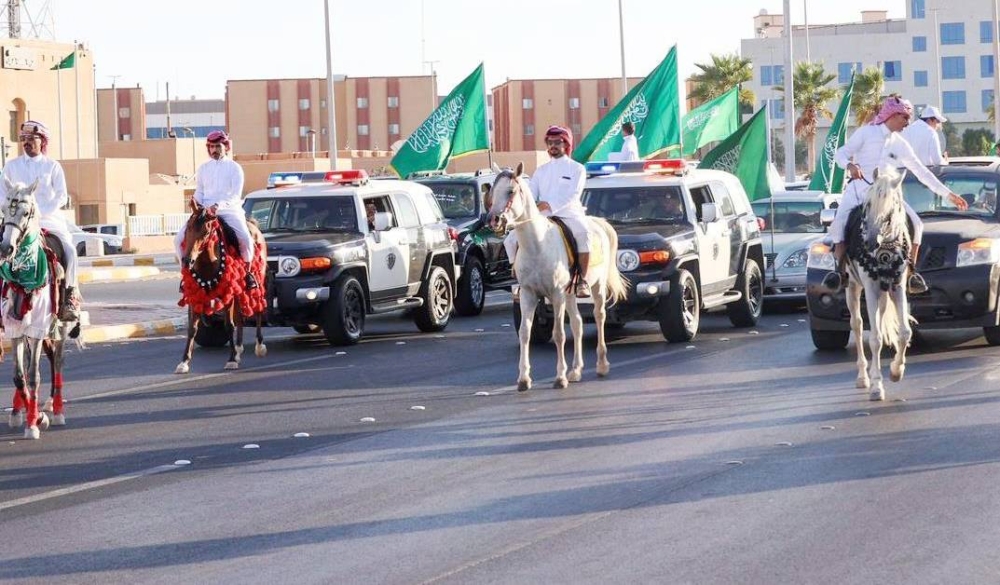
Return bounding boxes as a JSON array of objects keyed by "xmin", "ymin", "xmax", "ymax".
[{"xmin": 921, "ymin": 246, "xmax": 947, "ymax": 270}]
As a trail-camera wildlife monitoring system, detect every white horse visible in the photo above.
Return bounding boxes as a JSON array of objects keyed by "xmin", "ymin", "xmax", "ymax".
[
  {"xmin": 488, "ymin": 164, "xmax": 629, "ymax": 391},
  {"xmin": 0, "ymin": 177, "xmax": 74, "ymax": 438},
  {"xmin": 844, "ymin": 167, "xmax": 914, "ymax": 401}
]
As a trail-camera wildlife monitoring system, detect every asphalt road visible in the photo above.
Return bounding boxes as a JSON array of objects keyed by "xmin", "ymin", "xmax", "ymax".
[{"xmin": 0, "ymin": 299, "xmax": 998, "ymax": 584}]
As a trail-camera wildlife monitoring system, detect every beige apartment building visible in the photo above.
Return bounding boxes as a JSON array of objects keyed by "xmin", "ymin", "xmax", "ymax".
[
  {"xmin": 226, "ymin": 75, "xmax": 437, "ymax": 156},
  {"xmin": 491, "ymin": 77, "xmax": 643, "ymax": 152},
  {"xmin": 96, "ymin": 86, "xmax": 147, "ymax": 143}
]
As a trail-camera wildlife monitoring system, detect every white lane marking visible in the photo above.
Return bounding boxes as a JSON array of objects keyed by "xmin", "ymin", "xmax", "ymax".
[{"xmin": 0, "ymin": 464, "xmax": 179, "ymax": 512}]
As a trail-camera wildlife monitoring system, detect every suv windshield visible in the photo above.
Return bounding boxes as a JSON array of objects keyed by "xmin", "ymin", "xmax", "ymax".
[
  {"xmin": 903, "ymin": 173, "xmax": 997, "ymax": 218},
  {"xmin": 420, "ymin": 182, "xmax": 479, "ymax": 219},
  {"xmin": 751, "ymin": 201, "xmax": 825, "ymax": 233},
  {"xmin": 244, "ymin": 197, "xmax": 359, "ymax": 233},
  {"xmin": 583, "ymin": 186, "xmax": 685, "ymax": 223}
]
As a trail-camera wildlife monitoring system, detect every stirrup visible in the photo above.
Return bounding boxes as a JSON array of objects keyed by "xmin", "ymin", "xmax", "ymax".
[
  {"xmin": 575, "ymin": 282, "xmax": 592, "ymax": 298},
  {"xmin": 907, "ymin": 273, "xmax": 929, "ymax": 295}
]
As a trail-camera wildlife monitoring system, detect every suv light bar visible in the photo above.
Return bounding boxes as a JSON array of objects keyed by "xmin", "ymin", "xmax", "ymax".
[
  {"xmin": 585, "ymin": 159, "xmax": 689, "ymax": 177},
  {"xmin": 325, "ymin": 169, "xmax": 369, "ymax": 185}
]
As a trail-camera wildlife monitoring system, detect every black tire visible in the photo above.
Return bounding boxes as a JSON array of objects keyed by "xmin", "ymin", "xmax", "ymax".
[
  {"xmin": 984, "ymin": 325, "xmax": 1000, "ymax": 346},
  {"xmin": 512, "ymin": 301, "xmax": 554, "ymax": 345},
  {"xmin": 194, "ymin": 318, "xmax": 229, "ymax": 348},
  {"xmin": 658, "ymin": 269, "xmax": 700, "ymax": 343},
  {"xmin": 76, "ymin": 242, "xmax": 86, "ymax": 256},
  {"xmin": 414, "ymin": 266, "xmax": 453, "ymax": 332},
  {"xmin": 103, "ymin": 241, "xmax": 112, "ymax": 255},
  {"xmin": 811, "ymin": 328, "xmax": 850, "ymax": 350},
  {"xmin": 728, "ymin": 258, "xmax": 764, "ymax": 327},
  {"xmin": 323, "ymin": 276, "xmax": 366, "ymax": 346},
  {"xmin": 293, "ymin": 324, "xmax": 321, "ymax": 335},
  {"xmin": 454, "ymin": 257, "xmax": 485, "ymax": 316}
]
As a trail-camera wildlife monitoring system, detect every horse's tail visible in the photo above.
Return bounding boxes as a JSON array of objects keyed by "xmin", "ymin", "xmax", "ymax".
[
  {"xmin": 592, "ymin": 217, "xmax": 629, "ymax": 306},
  {"xmin": 879, "ymin": 293, "xmax": 907, "ymax": 354}
]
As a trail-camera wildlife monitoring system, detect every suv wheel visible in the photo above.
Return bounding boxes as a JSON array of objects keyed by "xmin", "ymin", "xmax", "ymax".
[
  {"xmin": 811, "ymin": 328, "xmax": 850, "ymax": 350},
  {"xmin": 984, "ymin": 325, "xmax": 1000, "ymax": 346},
  {"xmin": 323, "ymin": 276, "xmax": 366, "ymax": 346},
  {"xmin": 454, "ymin": 257, "xmax": 485, "ymax": 316},
  {"xmin": 728, "ymin": 257, "xmax": 764, "ymax": 327},
  {"xmin": 659, "ymin": 269, "xmax": 699, "ymax": 342},
  {"xmin": 414, "ymin": 266, "xmax": 453, "ymax": 332},
  {"xmin": 512, "ymin": 302, "xmax": 554, "ymax": 345}
]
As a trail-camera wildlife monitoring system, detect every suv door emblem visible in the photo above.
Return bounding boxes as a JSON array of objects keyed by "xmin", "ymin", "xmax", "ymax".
[{"xmin": 387, "ymin": 252, "xmax": 396, "ymax": 270}]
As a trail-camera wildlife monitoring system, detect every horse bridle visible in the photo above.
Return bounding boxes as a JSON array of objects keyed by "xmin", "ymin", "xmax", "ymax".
[
  {"xmin": 492, "ymin": 172, "xmax": 525, "ymax": 237},
  {"xmin": 2, "ymin": 195, "xmax": 35, "ymax": 250}
]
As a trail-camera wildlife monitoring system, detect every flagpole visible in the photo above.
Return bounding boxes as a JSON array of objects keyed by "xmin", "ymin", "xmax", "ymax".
[
  {"xmin": 482, "ymin": 62, "xmax": 494, "ymax": 170},
  {"xmin": 74, "ymin": 45, "xmax": 81, "ymax": 159},
  {"xmin": 617, "ymin": 0, "xmax": 628, "ymax": 95},
  {"xmin": 782, "ymin": 0, "xmax": 795, "ymax": 183},
  {"xmin": 764, "ymin": 106, "xmax": 777, "ymax": 283},
  {"xmin": 57, "ymin": 67, "xmax": 63, "ymax": 159},
  {"xmin": 323, "ymin": 0, "xmax": 338, "ymax": 169}
]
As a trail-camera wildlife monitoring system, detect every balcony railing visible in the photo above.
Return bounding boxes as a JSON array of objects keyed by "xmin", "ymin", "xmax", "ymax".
[{"xmin": 127, "ymin": 213, "xmax": 189, "ymax": 236}]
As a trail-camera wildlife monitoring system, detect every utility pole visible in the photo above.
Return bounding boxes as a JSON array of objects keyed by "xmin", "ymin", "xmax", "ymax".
[
  {"xmin": 324, "ymin": 0, "xmax": 338, "ymax": 168},
  {"xmin": 783, "ymin": 0, "xmax": 796, "ymax": 182},
  {"xmin": 618, "ymin": 0, "xmax": 628, "ymax": 94},
  {"xmin": 993, "ymin": 0, "xmax": 1000, "ymax": 140},
  {"xmin": 803, "ymin": 0, "xmax": 810, "ymax": 62},
  {"xmin": 109, "ymin": 74, "xmax": 122, "ymax": 142}
]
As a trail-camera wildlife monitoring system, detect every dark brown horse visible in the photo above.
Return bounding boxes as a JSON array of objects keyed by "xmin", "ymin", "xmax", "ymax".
[{"xmin": 175, "ymin": 199, "xmax": 267, "ymax": 374}]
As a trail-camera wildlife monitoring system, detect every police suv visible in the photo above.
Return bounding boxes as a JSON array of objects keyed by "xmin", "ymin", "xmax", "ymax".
[
  {"xmin": 241, "ymin": 169, "xmax": 458, "ymax": 346},
  {"xmin": 516, "ymin": 159, "xmax": 765, "ymax": 343}
]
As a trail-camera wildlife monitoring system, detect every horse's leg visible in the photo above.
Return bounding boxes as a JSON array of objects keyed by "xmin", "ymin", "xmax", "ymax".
[
  {"xmin": 551, "ymin": 294, "xmax": 569, "ymax": 389},
  {"xmin": 591, "ymin": 283, "xmax": 610, "ymax": 378},
  {"xmin": 9, "ymin": 338, "xmax": 26, "ymax": 429},
  {"xmin": 175, "ymin": 308, "xmax": 198, "ymax": 374},
  {"xmin": 867, "ymin": 288, "xmax": 886, "ymax": 401},
  {"xmin": 23, "ymin": 336, "xmax": 47, "ymax": 439},
  {"xmin": 562, "ymin": 294, "xmax": 584, "ymax": 382},
  {"xmin": 254, "ymin": 313, "xmax": 267, "ymax": 357},
  {"xmin": 224, "ymin": 303, "xmax": 240, "ymax": 370},
  {"xmin": 41, "ymin": 339, "xmax": 54, "ymax": 413},
  {"xmin": 517, "ymin": 292, "xmax": 538, "ymax": 392},
  {"xmin": 889, "ymin": 285, "xmax": 912, "ymax": 383},
  {"xmin": 846, "ymin": 276, "xmax": 869, "ymax": 389},
  {"xmin": 50, "ymin": 336, "xmax": 66, "ymax": 425}
]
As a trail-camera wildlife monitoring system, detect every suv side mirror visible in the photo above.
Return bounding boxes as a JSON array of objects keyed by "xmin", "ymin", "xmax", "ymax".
[
  {"xmin": 820, "ymin": 208, "xmax": 836, "ymax": 227},
  {"xmin": 701, "ymin": 202, "xmax": 720, "ymax": 223}
]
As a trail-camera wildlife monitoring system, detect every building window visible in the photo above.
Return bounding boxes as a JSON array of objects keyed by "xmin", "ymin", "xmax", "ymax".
[
  {"xmin": 299, "ymin": 99, "xmax": 310, "ymax": 110},
  {"xmin": 118, "ymin": 107, "xmax": 130, "ymax": 119},
  {"xmin": 357, "ymin": 97, "xmax": 368, "ymax": 109},
  {"xmin": 388, "ymin": 123, "xmax": 400, "ymax": 135},
  {"xmin": 912, "ymin": 36, "xmax": 927, "ymax": 52},
  {"xmin": 267, "ymin": 99, "xmax": 279, "ymax": 113},
  {"xmin": 837, "ymin": 62, "xmax": 861, "ymax": 83},
  {"xmin": 522, "ymin": 98, "xmax": 533, "ymax": 109},
  {"xmin": 571, "ymin": 123, "xmax": 581, "ymax": 136},
  {"xmin": 983, "ymin": 89, "xmax": 995, "ymax": 112},
  {"xmin": 268, "ymin": 126, "xmax": 280, "ymax": 138},
  {"xmin": 358, "ymin": 124, "xmax": 369, "ymax": 136},
  {"xmin": 598, "ymin": 97, "xmax": 609, "ymax": 108},
  {"xmin": 914, "ymin": 70, "xmax": 929, "ymax": 87},
  {"xmin": 883, "ymin": 61, "xmax": 902, "ymax": 81},
  {"xmin": 982, "ymin": 55, "xmax": 995, "ymax": 77},
  {"xmin": 524, "ymin": 124, "xmax": 534, "ymax": 135},
  {"xmin": 942, "ymin": 56, "xmax": 966, "ymax": 79},
  {"xmin": 299, "ymin": 126, "xmax": 311, "ymax": 137},
  {"xmin": 387, "ymin": 96, "xmax": 399, "ymax": 108},
  {"xmin": 911, "ymin": 0, "xmax": 924, "ymax": 19},
  {"xmin": 568, "ymin": 97, "xmax": 580, "ymax": 109},
  {"xmin": 981, "ymin": 21, "xmax": 994, "ymax": 43},
  {"xmin": 942, "ymin": 90, "xmax": 967, "ymax": 113},
  {"xmin": 320, "ymin": 99, "xmax": 327, "ymax": 108},
  {"xmin": 766, "ymin": 99, "xmax": 784, "ymax": 120},
  {"xmin": 940, "ymin": 23, "xmax": 965, "ymax": 45},
  {"xmin": 121, "ymin": 134, "xmax": 131, "ymax": 141},
  {"xmin": 760, "ymin": 65, "xmax": 772, "ymax": 85}
]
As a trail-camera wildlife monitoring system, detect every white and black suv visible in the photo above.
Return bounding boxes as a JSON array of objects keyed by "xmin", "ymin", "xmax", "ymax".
[
  {"xmin": 242, "ymin": 170, "xmax": 458, "ymax": 346},
  {"xmin": 516, "ymin": 159, "xmax": 765, "ymax": 343}
]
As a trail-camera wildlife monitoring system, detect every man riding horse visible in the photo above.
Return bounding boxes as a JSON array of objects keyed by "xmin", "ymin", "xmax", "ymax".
[
  {"xmin": 503, "ymin": 125, "xmax": 592, "ymax": 297},
  {"xmin": 824, "ymin": 95, "xmax": 968, "ymax": 294},
  {"xmin": 0, "ymin": 120, "xmax": 81, "ymax": 332},
  {"xmin": 173, "ymin": 130, "xmax": 258, "ymax": 289}
]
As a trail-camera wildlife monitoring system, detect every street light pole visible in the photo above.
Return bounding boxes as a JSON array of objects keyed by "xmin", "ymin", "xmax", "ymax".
[
  {"xmin": 324, "ymin": 0, "xmax": 338, "ymax": 169},
  {"xmin": 109, "ymin": 74, "xmax": 121, "ymax": 142},
  {"xmin": 618, "ymin": 0, "xmax": 628, "ymax": 95},
  {"xmin": 783, "ymin": 0, "xmax": 796, "ymax": 182},
  {"xmin": 993, "ymin": 0, "xmax": 1000, "ymax": 140}
]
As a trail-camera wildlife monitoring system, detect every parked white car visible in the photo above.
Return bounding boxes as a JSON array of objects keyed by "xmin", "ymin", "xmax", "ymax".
[{"xmin": 68, "ymin": 222, "xmax": 123, "ymax": 256}]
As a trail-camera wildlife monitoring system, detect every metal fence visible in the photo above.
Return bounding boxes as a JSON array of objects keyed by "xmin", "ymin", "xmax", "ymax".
[{"xmin": 127, "ymin": 213, "xmax": 189, "ymax": 236}]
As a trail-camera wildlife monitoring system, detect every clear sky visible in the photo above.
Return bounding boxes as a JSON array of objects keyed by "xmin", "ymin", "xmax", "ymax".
[{"xmin": 52, "ymin": 0, "xmax": 904, "ymax": 101}]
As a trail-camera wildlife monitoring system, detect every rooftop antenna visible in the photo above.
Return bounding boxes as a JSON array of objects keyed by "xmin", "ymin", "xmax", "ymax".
[{"xmin": 2, "ymin": 0, "xmax": 55, "ymax": 39}]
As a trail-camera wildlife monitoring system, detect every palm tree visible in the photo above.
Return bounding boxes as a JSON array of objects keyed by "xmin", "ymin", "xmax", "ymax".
[
  {"xmin": 688, "ymin": 53, "xmax": 756, "ymax": 110},
  {"xmin": 774, "ymin": 62, "xmax": 839, "ymax": 173},
  {"xmin": 850, "ymin": 66, "xmax": 885, "ymax": 125}
]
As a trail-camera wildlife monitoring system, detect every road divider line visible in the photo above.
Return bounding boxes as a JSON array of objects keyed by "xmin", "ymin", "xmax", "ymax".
[{"xmin": 0, "ymin": 464, "xmax": 180, "ymax": 512}]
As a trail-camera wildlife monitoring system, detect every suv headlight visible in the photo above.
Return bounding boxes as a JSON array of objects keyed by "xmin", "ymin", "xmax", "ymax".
[
  {"xmin": 806, "ymin": 242, "xmax": 835, "ymax": 270},
  {"xmin": 277, "ymin": 256, "xmax": 301, "ymax": 277},
  {"xmin": 782, "ymin": 248, "xmax": 809, "ymax": 269},
  {"xmin": 617, "ymin": 249, "xmax": 640, "ymax": 272},
  {"xmin": 956, "ymin": 238, "xmax": 1000, "ymax": 267}
]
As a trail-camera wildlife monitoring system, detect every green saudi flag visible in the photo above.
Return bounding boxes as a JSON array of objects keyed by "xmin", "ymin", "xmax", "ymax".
[
  {"xmin": 572, "ymin": 46, "xmax": 680, "ymax": 162},
  {"xmin": 51, "ymin": 52, "xmax": 75, "ymax": 70},
  {"xmin": 390, "ymin": 63, "xmax": 489, "ymax": 178},
  {"xmin": 808, "ymin": 73, "xmax": 855, "ymax": 193},
  {"xmin": 681, "ymin": 86, "xmax": 740, "ymax": 156},
  {"xmin": 699, "ymin": 107, "xmax": 771, "ymax": 201}
]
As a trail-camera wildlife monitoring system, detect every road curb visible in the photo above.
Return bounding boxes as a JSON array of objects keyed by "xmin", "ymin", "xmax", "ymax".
[
  {"xmin": 83, "ymin": 256, "xmax": 177, "ymax": 268},
  {"xmin": 78, "ymin": 266, "xmax": 161, "ymax": 283},
  {"xmin": 81, "ymin": 316, "xmax": 187, "ymax": 344}
]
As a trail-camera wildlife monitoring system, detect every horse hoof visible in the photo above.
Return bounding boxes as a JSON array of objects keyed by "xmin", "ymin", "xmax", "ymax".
[
  {"xmin": 255, "ymin": 343, "xmax": 267, "ymax": 358},
  {"xmin": 224, "ymin": 361, "xmax": 240, "ymax": 370},
  {"xmin": 596, "ymin": 364, "xmax": 610, "ymax": 378},
  {"xmin": 174, "ymin": 362, "xmax": 190, "ymax": 375},
  {"xmin": 517, "ymin": 380, "xmax": 531, "ymax": 392},
  {"xmin": 37, "ymin": 413, "xmax": 49, "ymax": 431},
  {"xmin": 23, "ymin": 426, "xmax": 39, "ymax": 440},
  {"xmin": 568, "ymin": 369, "xmax": 582, "ymax": 382},
  {"xmin": 52, "ymin": 414, "xmax": 66, "ymax": 426},
  {"xmin": 856, "ymin": 377, "xmax": 871, "ymax": 390},
  {"xmin": 41, "ymin": 398, "xmax": 53, "ymax": 413},
  {"xmin": 890, "ymin": 367, "xmax": 904, "ymax": 382},
  {"xmin": 553, "ymin": 377, "xmax": 568, "ymax": 389},
  {"xmin": 8, "ymin": 411, "xmax": 22, "ymax": 428},
  {"xmin": 870, "ymin": 388, "xmax": 885, "ymax": 402}
]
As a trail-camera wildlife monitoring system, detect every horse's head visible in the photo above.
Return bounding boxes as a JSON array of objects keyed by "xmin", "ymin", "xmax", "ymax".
[
  {"xmin": 182, "ymin": 199, "xmax": 219, "ymax": 269},
  {"xmin": 0, "ymin": 176, "xmax": 40, "ymax": 261},
  {"xmin": 486, "ymin": 162, "xmax": 533, "ymax": 237}
]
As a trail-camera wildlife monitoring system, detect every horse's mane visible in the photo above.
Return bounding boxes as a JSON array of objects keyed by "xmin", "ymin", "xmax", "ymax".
[{"xmin": 865, "ymin": 169, "xmax": 910, "ymax": 247}]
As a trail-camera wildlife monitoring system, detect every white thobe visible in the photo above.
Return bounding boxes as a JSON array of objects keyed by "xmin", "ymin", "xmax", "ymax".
[
  {"xmin": 504, "ymin": 155, "xmax": 589, "ymax": 262},
  {"xmin": 831, "ymin": 124, "xmax": 952, "ymax": 246},
  {"xmin": 0, "ymin": 154, "xmax": 77, "ymax": 285},
  {"xmin": 174, "ymin": 158, "xmax": 253, "ymax": 262},
  {"xmin": 620, "ymin": 135, "xmax": 640, "ymax": 162},
  {"xmin": 900, "ymin": 119, "xmax": 946, "ymax": 166}
]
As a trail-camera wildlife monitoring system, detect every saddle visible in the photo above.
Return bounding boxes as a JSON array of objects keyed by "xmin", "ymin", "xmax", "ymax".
[{"xmin": 549, "ymin": 217, "xmax": 584, "ymax": 288}]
